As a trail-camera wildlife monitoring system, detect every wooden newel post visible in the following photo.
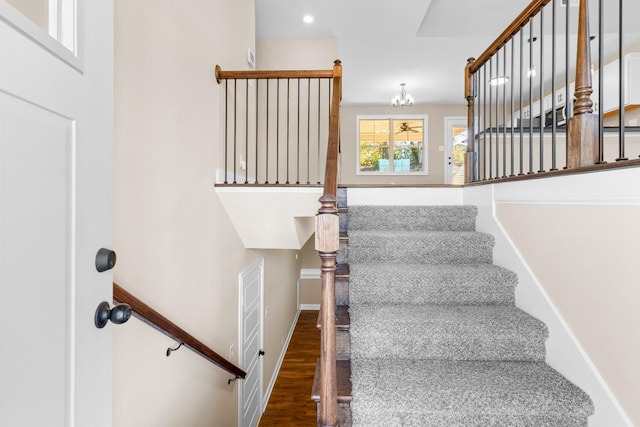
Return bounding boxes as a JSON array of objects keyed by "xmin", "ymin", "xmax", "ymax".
[
  {"xmin": 315, "ymin": 194, "xmax": 339, "ymax": 427},
  {"xmin": 568, "ymin": 0, "xmax": 599, "ymax": 167},
  {"xmin": 465, "ymin": 57, "xmax": 477, "ymax": 183}
]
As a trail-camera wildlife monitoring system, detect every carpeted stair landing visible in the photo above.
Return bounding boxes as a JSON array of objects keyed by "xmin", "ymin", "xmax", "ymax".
[{"xmin": 347, "ymin": 205, "xmax": 593, "ymax": 426}]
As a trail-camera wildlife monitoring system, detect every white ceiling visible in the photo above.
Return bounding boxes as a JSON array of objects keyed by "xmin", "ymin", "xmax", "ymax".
[
  {"xmin": 255, "ymin": 0, "xmax": 531, "ymax": 106},
  {"xmin": 256, "ymin": 0, "xmax": 640, "ymax": 106}
]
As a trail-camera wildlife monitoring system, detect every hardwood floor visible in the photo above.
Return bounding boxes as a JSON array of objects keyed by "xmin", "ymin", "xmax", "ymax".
[{"xmin": 259, "ymin": 310, "xmax": 319, "ymax": 426}]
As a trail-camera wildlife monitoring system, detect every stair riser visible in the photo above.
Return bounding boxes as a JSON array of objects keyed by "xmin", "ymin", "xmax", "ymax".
[
  {"xmin": 352, "ymin": 414, "xmax": 589, "ymax": 426},
  {"xmin": 347, "ymin": 206, "xmax": 478, "ymax": 232},
  {"xmin": 335, "ymin": 277, "xmax": 349, "ymax": 306},
  {"xmin": 337, "ymin": 329, "xmax": 350, "ymax": 361},
  {"xmin": 350, "ymin": 334, "xmax": 546, "ymax": 361},
  {"xmin": 337, "ymin": 240, "xmax": 348, "ymax": 264},
  {"xmin": 349, "ymin": 237, "xmax": 493, "ymax": 264},
  {"xmin": 349, "ymin": 283, "xmax": 515, "ymax": 305}
]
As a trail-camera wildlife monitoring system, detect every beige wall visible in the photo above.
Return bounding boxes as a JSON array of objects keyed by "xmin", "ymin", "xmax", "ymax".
[
  {"xmin": 113, "ymin": 1, "xmax": 300, "ymax": 426},
  {"xmin": 340, "ymin": 105, "xmax": 466, "ymax": 185},
  {"xmin": 6, "ymin": 0, "xmax": 48, "ymax": 31},
  {"xmin": 496, "ymin": 203, "xmax": 640, "ymax": 425},
  {"xmin": 256, "ymin": 38, "xmax": 338, "ymax": 70},
  {"xmin": 299, "ymin": 235, "xmax": 321, "ymax": 305}
]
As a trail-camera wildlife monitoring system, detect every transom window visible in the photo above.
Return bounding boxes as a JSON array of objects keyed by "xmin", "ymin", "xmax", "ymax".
[{"xmin": 357, "ymin": 115, "xmax": 428, "ymax": 175}]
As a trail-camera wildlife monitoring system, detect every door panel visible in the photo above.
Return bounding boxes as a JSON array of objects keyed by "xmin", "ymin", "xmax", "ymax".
[
  {"xmin": 0, "ymin": 92, "xmax": 74, "ymax": 426},
  {"xmin": 0, "ymin": 1, "xmax": 113, "ymax": 426}
]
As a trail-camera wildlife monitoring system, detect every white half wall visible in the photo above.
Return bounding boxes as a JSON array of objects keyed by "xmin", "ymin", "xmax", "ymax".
[
  {"xmin": 347, "ymin": 186, "xmax": 463, "ymax": 205},
  {"xmin": 464, "ymin": 167, "xmax": 640, "ymax": 426}
]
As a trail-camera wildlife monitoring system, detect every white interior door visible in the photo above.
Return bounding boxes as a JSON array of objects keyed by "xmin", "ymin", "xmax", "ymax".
[
  {"xmin": 444, "ymin": 117, "xmax": 467, "ymax": 185},
  {"xmin": 239, "ymin": 259, "xmax": 264, "ymax": 427},
  {"xmin": 0, "ymin": 1, "xmax": 113, "ymax": 426}
]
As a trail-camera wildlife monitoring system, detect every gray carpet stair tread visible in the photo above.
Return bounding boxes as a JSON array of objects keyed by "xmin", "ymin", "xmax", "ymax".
[
  {"xmin": 349, "ymin": 230, "xmax": 494, "ymax": 264},
  {"xmin": 348, "ymin": 205, "xmax": 478, "ymax": 232},
  {"xmin": 350, "ymin": 304, "xmax": 547, "ymax": 361},
  {"xmin": 350, "ymin": 359, "xmax": 594, "ymax": 426},
  {"xmin": 349, "ymin": 263, "xmax": 516, "ymax": 305}
]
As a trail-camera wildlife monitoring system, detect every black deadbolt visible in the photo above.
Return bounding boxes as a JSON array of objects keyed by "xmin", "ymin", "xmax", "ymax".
[
  {"xmin": 94, "ymin": 301, "xmax": 132, "ymax": 328},
  {"xmin": 96, "ymin": 248, "xmax": 116, "ymax": 272}
]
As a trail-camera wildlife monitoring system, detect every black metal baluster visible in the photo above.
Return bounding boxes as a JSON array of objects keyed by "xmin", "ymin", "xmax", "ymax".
[
  {"xmin": 483, "ymin": 64, "xmax": 487, "ymax": 180},
  {"xmin": 528, "ymin": 19, "xmax": 534, "ymax": 175},
  {"xmin": 617, "ymin": 0, "xmax": 627, "ymax": 161},
  {"xmin": 317, "ymin": 79, "xmax": 321, "ymax": 184},
  {"xmin": 502, "ymin": 45, "xmax": 507, "ymax": 178},
  {"xmin": 265, "ymin": 79, "xmax": 269, "ymax": 183},
  {"xmin": 224, "ymin": 79, "xmax": 228, "ymax": 184},
  {"xmin": 551, "ymin": 0, "xmax": 559, "ymax": 171},
  {"xmin": 565, "ymin": 0, "xmax": 571, "ymax": 167},
  {"xmin": 495, "ymin": 50, "xmax": 501, "ymax": 179},
  {"xmin": 234, "ymin": 79, "xmax": 237, "ymax": 183},
  {"xmin": 245, "ymin": 79, "xmax": 249, "ymax": 184},
  {"xmin": 489, "ymin": 57, "xmax": 494, "ymax": 179},
  {"xmin": 510, "ymin": 38, "xmax": 515, "ymax": 176},
  {"xmin": 539, "ymin": 9, "xmax": 545, "ymax": 173},
  {"xmin": 493, "ymin": 50, "xmax": 500, "ymax": 179},
  {"xmin": 275, "ymin": 79, "xmax": 280, "ymax": 183},
  {"xmin": 255, "ymin": 79, "xmax": 259, "ymax": 183},
  {"xmin": 286, "ymin": 79, "xmax": 290, "ymax": 184},
  {"xmin": 307, "ymin": 78, "xmax": 311, "ymax": 184},
  {"xmin": 473, "ymin": 70, "xmax": 478, "ymax": 181},
  {"xmin": 519, "ymin": 30, "xmax": 525, "ymax": 175},
  {"xmin": 598, "ymin": 0, "xmax": 606, "ymax": 163},
  {"xmin": 297, "ymin": 79, "xmax": 301, "ymax": 184}
]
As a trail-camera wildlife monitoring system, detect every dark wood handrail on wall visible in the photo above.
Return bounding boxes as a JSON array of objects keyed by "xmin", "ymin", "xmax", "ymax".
[
  {"xmin": 113, "ymin": 283, "xmax": 246, "ymax": 380},
  {"xmin": 315, "ymin": 60, "xmax": 342, "ymax": 427}
]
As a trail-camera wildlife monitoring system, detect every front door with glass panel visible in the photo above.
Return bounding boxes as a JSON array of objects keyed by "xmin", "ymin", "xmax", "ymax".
[
  {"xmin": 0, "ymin": 1, "xmax": 113, "ymax": 426},
  {"xmin": 444, "ymin": 117, "xmax": 467, "ymax": 185}
]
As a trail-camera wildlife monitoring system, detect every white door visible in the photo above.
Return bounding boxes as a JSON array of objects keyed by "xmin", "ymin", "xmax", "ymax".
[
  {"xmin": 239, "ymin": 259, "xmax": 264, "ymax": 427},
  {"xmin": 0, "ymin": 1, "xmax": 113, "ymax": 426},
  {"xmin": 444, "ymin": 117, "xmax": 467, "ymax": 185}
]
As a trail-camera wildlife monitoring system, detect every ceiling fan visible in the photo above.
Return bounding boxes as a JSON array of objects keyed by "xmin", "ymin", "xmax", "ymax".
[{"xmin": 396, "ymin": 121, "xmax": 422, "ymax": 134}]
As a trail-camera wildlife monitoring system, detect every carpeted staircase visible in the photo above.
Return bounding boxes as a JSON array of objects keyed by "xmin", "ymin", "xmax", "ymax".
[{"xmin": 345, "ymin": 204, "xmax": 594, "ymax": 426}]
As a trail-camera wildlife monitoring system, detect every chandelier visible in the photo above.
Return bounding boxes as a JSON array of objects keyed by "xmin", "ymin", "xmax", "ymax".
[{"xmin": 391, "ymin": 83, "xmax": 414, "ymax": 107}]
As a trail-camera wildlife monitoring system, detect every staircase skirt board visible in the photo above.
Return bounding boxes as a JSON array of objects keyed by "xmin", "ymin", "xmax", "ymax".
[{"xmin": 344, "ymin": 205, "xmax": 594, "ymax": 426}]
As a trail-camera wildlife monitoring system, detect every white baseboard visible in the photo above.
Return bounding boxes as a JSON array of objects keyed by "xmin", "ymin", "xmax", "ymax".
[
  {"xmin": 262, "ymin": 309, "xmax": 301, "ymax": 412},
  {"xmin": 299, "ymin": 304, "xmax": 320, "ymax": 310}
]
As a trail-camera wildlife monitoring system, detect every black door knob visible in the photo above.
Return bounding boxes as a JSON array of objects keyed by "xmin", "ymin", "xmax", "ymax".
[
  {"xmin": 94, "ymin": 301, "xmax": 131, "ymax": 328},
  {"xmin": 258, "ymin": 350, "xmax": 265, "ymax": 356},
  {"xmin": 96, "ymin": 248, "xmax": 116, "ymax": 272}
]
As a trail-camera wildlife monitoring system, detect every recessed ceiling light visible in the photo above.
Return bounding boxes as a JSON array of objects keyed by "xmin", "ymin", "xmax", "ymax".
[
  {"xmin": 303, "ymin": 14, "xmax": 314, "ymax": 24},
  {"xmin": 489, "ymin": 76, "xmax": 509, "ymax": 86}
]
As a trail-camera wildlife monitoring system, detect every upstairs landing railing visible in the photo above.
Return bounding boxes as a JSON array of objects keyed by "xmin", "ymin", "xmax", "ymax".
[
  {"xmin": 465, "ymin": 0, "xmax": 640, "ymax": 184},
  {"xmin": 215, "ymin": 63, "xmax": 339, "ymax": 186},
  {"xmin": 215, "ymin": 60, "xmax": 343, "ymax": 426}
]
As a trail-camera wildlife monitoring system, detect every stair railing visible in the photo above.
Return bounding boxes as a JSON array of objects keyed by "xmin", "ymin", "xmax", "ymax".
[
  {"xmin": 215, "ymin": 64, "xmax": 336, "ymax": 185},
  {"xmin": 315, "ymin": 60, "xmax": 342, "ymax": 427},
  {"xmin": 465, "ymin": 0, "xmax": 640, "ymax": 184},
  {"xmin": 113, "ymin": 283, "xmax": 246, "ymax": 380}
]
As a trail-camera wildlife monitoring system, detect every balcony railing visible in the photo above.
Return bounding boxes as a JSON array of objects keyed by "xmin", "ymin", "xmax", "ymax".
[
  {"xmin": 215, "ymin": 64, "xmax": 339, "ymax": 186},
  {"xmin": 465, "ymin": 0, "xmax": 640, "ymax": 184}
]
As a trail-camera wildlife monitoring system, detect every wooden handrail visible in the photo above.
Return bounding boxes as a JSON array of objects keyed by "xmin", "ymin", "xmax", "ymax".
[
  {"xmin": 323, "ymin": 60, "xmax": 342, "ymax": 198},
  {"xmin": 470, "ymin": 0, "xmax": 552, "ymax": 73},
  {"xmin": 113, "ymin": 283, "xmax": 246, "ymax": 380},
  {"xmin": 315, "ymin": 59, "xmax": 342, "ymax": 427},
  {"xmin": 215, "ymin": 65, "xmax": 334, "ymax": 83}
]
